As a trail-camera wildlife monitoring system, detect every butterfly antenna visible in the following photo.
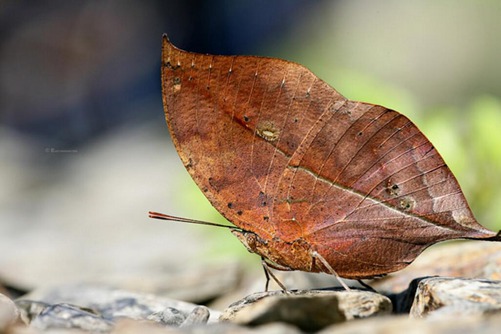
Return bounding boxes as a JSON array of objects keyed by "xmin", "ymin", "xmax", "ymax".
[{"xmin": 148, "ymin": 211, "xmax": 237, "ymax": 229}]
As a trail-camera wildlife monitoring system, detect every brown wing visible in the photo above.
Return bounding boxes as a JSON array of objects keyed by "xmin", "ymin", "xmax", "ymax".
[
  {"xmin": 162, "ymin": 35, "xmax": 341, "ymax": 240},
  {"xmin": 161, "ymin": 36, "xmax": 497, "ymax": 278}
]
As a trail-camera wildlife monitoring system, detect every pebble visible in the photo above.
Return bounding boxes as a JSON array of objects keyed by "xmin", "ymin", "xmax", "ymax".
[
  {"xmin": 30, "ymin": 303, "xmax": 113, "ymax": 332},
  {"xmin": 180, "ymin": 306, "xmax": 210, "ymax": 327},
  {"xmin": 318, "ymin": 313, "xmax": 501, "ymax": 334},
  {"xmin": 0, "ymin": 293, "xmax": 20, "ymax": 331},
  {"xmin": 410, "ymin": 277, "xmax": 501, "ymax": 318},
  {"xmin": 17, "ymin": 284, "xmax": 220, "ymax": 332},
  {"xmin": 220, "ymin": 289, "xmax": 392, "ymax": 332}
]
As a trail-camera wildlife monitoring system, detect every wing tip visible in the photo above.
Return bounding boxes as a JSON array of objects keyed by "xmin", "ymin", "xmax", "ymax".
[
  {"xmin": 487, "ymin": 229, "xmax": 501, "ymax": 241},
  {"xmin": 482, "ymin": 229, "xmax": 501, "ymax": 242},
  {"xmin": 162, "ymin": 34, "xmax": 187, "ymax": 56},
  {"xmin": 162, "ymin": 33, "xmax": 172, "ymax": 49}
]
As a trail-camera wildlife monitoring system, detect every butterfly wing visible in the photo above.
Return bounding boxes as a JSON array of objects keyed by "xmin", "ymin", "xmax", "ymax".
[{"xmin": 161, "ymin": 36, "xmax": 497, "ymax": 278}]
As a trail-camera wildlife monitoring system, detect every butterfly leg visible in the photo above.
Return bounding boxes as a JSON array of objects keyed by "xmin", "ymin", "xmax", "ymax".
[
  {"xmin": 311, "ymin": 250, "xmax": 351, "ymax": 291},
  {"xmin": 357, "ymin": 279, "xmax": 377, "ymax": 292},
  {"xmin": 261, "ymin": 258, "xmax": 289, "ymax": 292},
  {"xmin": 261, "ymin": 259, "xmax": 272, "ymax": 292}
]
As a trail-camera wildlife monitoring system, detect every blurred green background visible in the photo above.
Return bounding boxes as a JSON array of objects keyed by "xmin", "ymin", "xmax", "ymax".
[{"xmin": 1, "ymin": 0, "xmax": 501, "ymax": 288}]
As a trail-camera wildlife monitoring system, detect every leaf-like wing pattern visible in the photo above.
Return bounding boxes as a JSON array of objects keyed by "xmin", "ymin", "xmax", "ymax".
[{"xmin": 161, "ymin": 36, "xmax": 499, "ymax": 278}]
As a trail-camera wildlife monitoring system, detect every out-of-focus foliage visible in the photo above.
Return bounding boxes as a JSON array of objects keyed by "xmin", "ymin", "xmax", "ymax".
[
  {"xmin": 467, "ymin": 97, "xmax": 501, "ymax": 228},
  {"xmin": 415, "ymin": 97, "xmax": 501, "ymax": 231}
]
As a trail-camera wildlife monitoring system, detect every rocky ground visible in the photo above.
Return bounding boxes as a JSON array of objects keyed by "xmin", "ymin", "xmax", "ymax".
[
  {"xmin": 2, "ymin": 241, "xmax": 501, "ymax": 333},
  {"xmin": 2, "ymin": 125, "xmax": 501, "ymax": 333}
]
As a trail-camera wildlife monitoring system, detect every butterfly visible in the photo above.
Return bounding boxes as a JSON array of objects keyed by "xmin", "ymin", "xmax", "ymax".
[{"xmin": 150, "ymin": 35, "xmax": 500, "ymax": 290}]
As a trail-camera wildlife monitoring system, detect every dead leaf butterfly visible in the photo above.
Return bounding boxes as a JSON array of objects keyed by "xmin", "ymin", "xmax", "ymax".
[{"xmin": 150, "ymin": 35, "xmax": 500, "ymax": 290}]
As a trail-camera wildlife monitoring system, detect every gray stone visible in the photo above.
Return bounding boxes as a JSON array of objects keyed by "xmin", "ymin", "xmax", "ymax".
[
  {"xmin": 16, "ymin": 300, "xmax": 50, "ymax": 323},
  {"xmin": 17, "ymin": 283, "xmax": 221, "ymax": 332},
  {"xmin": 319, "ymin": 313, "xmax": 501, "ymax": 334},
  {"xmin": 410, "ymin": 277, "xmax": 501, "ymax": 318},
  {"xmin": 147, "ymin": 307, "xmax": 187, "ymax": 326},
  {"xmin": 180, "ymin": 306, "xmax": 210, "ymax": 327},
  {"xmin": 112, "ymin": 319, "xmax": 175, "ymax": 333},
  {"xmin": 22, "ymin": 283, "xmax": 220, "ymax": 322},
  {"xmin": 112, "ymin": 320, "xmax": 301, "ymax": 334},
  {"xmin": 0, "ymin": 293, "xmax": 20, "ymax": 331},
  {"xmin": 253, "ymin": 323, "xmax": 304, "ymax": 334},
  {"xmin": 220, "ymin": 290, "xmax": 391, "ymax": 332},
  {"xmin": 29, "ymin": 303, "xmax": 113, "ymax": 332}
]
